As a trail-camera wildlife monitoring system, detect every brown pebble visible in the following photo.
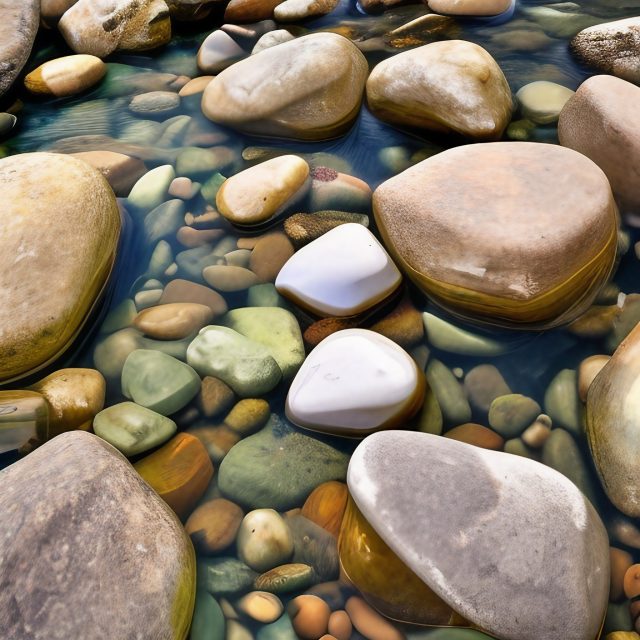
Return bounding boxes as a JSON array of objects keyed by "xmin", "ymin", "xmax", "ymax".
[
  {"xmin": 369, "ymin": 294, "xmax": 424, "ymax": 348},
  {"xmin": 188, "ymin": 425, "xmax": 240, "ymax": 463},
  {"xmin": 304, "ymin": 317, "xmax": 360, "ymax": 348},
  {"xmin": 624, "ymin": 564, "xmax": 640, "ymax": 599},
  {"xmin": 328, "ymin": 610, "xmax": 352, "ymax": 640},
  {"xmin": 463, "ymin": 364, "xmax": 512, "ymax": 414},
  {"xmin": 611, "ymin": 547, "xmax": 634, "ymax": 602},
  {"xmin": 301, "ymin": 481, "xmax": 349, "ymax": 538},
  {"xmin": 578, "ymin": 354, "xmax": 611, "ymax": 402},
  {"xmin": 567, "ymin": 304, "xmax": 618, "ymax": 338},
  {"xmin": 345, "ymin": 596, "xmax": 404, "ymax": 640},
  {"xmin": 520, "ymin": 415, "xmax": 552, "ymax": 448},
  {"xmin": 177, "ymin": 226, "xmax": 225, "ymax": 248},
  {"xmin": 179, "ymin": 76, "xmax": 214, "ymax": 96},
  {"xmin": 199, "ymin": 376, "xmax": 236, "ymax": 418},
  {"xmin": 288, "ymin": 595, "xmax": 331, "ymax": 640},
  {"xmin": 238, "ymin": 235, "xmax": 268, "ymax": 250},
  {"xmin": 185, "ymin": 498, "xmax": 244, "ymax": 554},
  {"xmin": 224, "ymin": 0, "xmax": 283, "ymax": 22},
  {"xmin": 284, "ymin": 211, "xmax": 366, "ymax": 248},
  {"xmin": 224, "ymin": 399, "xmax": 271, "ymax": 435},
  {"xmin": 444, "ymin": 423, "xmax": 504, "ymax": 450},
  {"xmin": 159, "ymin": 278, "xmax": 227, "ymax": 316},
  {"xmin": 133, "ymin": 302, "xmax": 213, "ymax": 340},
  {"xmin": 71, "ymin": 150, "xmax": 146, "ymax": 197},
  {"xmin": 250, "ymin": 232, "xmax": 295, "ymax": 283}
]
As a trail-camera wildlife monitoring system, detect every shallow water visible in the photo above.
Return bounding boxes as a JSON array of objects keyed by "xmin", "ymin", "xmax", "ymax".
[{"xmin": 3, "ymin": 0, "xmax": 640, "ymax": 637}]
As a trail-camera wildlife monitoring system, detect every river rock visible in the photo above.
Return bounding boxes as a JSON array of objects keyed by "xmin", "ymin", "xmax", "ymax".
[
  {"xmin": 250, "ymin": 233, "xmax": 295, "ymax": 282},
  {"xmin": 202, "ymin": 33, "xmax": 368, "ymax": 140},
  {"xmin": 41, "ymin": 0, "xmax": 79, "ymax": 24},
  {"xmin": 301, "ymin": 481, "xmax": 348, "ymax": 538},
  {"xmin": 0, "ymin": 391, "xmax": 49, "ymax": 454},
  {"xmin": 570, "ymin": 18, "xmax": 640, "ymax": 83},
  {"xmin": 130, "ymin": 90, "xmax": 181, "ymax": 117},
  {"xmin": 286, "ymin": 329, "xmax": 424, "ymax": 436},
  {"xmin": 274, "ymin": 0, "xmax": 338, "ymax": 20},
  {"xmin": 587, "ymin": 323, "xmax": 640, "ymax": 516},
  {"xmin": 0, "ymin": 152, "xmax": 120, "ymax": 384},
  {"xmin": 159, "ymin": 279, "xmax": 228, "ymax": 316},
  {"xmin": 373, "ymin": 142, "xmax": 618, "ymax": 328},
  {"xmin": 345, "ymin": 430, "xmax": 609, "ymax": 639},
  {"xmin": 197, "ymin": 30, "xmax": 246, "ymax": 73},
  {"xmin": 59, "ymin": 0, "xmax": 172, "ymax": 58},
  {"xmin": 255, "ymin": 563, "xmax": 315, "ymax": 593},
  {"xmin": 203, "ymin": 266, "xmax": 259, "ymax": 292},
  {"xmin": 558, "ymin": 74, "xmax": 640, "ymax": 215},
  {"xmin": 288, "ymin": 594, "xmax": 331, "ymax": 639},
  {"xmin": 134, "ymin": 302, "xmax": 213, "ymax": 340},
  {"xmin": 366, "ymin": 40, "xmax": 512, "ymax": 141},
  {"xmin": 187, "ymin": 326, "xmax": 282, "ymax": 396},
  {"xmin": 516, "ymin": 81, "xmax": 574, "ymax": 124},
  {"xmin": 237, "ymin": 509, "xmax": 294, "ymax": 572},
  {"xmin": 0, "ymin": 1, "xmax": 39, "ymax": 97},
  {"xmin": 191, "ymin": 591, "xmax": 225, "ymax": 640},
  {"xmin": 25, "ymin": 54, "xmax": 106, "ymax": 97},
  {"xmin": 0, "ymin": 431, "xmax": 195, "ymax": 639},
  {"xmin": 237, "ymin": 591, "xmax": 284, "ymax": 623},
  {"xmin": 284, "ymin": 211, "xmax": 369, "ymax": 248},
  {"xmin": 198, "ymin": 557, "xmax": 258, "ymax": 596},
  {"xmin": 185, "ymin": 498, "xmax": 244, "ymax": 554},
  {"xmin": 218, "ymin": 414, "xmax": 349, "ymax": 510},
  {"xmin": 71, "ymin": 150, "xmax": 146, "ymax": 196},
  {"xmin": 276, "ymin": 223, "xmax": 402, "ymax": 317},
  {"xmin": 428, "ymin": 0, "xmax": 512, "ymax": 16},
  {"xmin": 93, "ymin": 401, "xmax": 177, "ymax": 456},
  {"xmin": 488, "ymin": 394, "xmax": 541, "ymax": 438}
]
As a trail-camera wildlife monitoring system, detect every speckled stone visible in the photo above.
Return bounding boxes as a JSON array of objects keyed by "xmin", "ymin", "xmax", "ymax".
[
  {"xmin": 0, "ymin": 432, "xmax": 195, "ymax": 640},
  {"xmin": 0, "ymin": 1, "xmax": 39, "ymax": 97},
  {"xmin": 346, "ymin": 430, "xmax": 609, "ymax": 640}
]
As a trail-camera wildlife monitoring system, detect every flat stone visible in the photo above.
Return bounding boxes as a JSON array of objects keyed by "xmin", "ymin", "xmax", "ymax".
[
  {"xmin": 373, "ymin": 142, "xmax": 618, "ymax": 329},
  {"xmin": 426, "ymin": 359, "xmax": 471, "ymax": 425},
  {"xmin": 0, "ymin": 1, "xmax": 39, "ymax": 97},
  {"xmin": 25, "ymin": 54, "xmax": 106, "ymax": 97},
  {"xmin": 159, "ymin": 279, "xmax": 228, "ymax": 317},
  {"xmin": 93, "ymin": 401, "xmax": 177, "ymax": 456},
  {"xmin": 571, "ymin": 18, "xmax": 640, "ymax": 83},
  {"xmin": 218, "ymin": 414, "xmax": 349, "ymax": 510},
  {"xmin": 134, "ymin": 302, "xmax": 213, "ymax": 340},
  {"xmin": 59, "ymin": 0, "xmax": 172, "ymax": 58},
  {"xmin": 216, "ymin": 155, "xmax": 309, "ymax": 227},
  {"xmin": 276, "ymin": 223, "xmax": 402, "ymax": 317},
  {"xmin": 0, "ymin": 432, "xmax": 195, "ymax": 639},
  {"xmin": 224, "ymin": 0, "xmax": 283, "ymax": 23},
  {"xmin": 203, "ymin": 265, "xmax": 259, "ymax": 292},
  {"xmin": 274, "ymin": 0, "xmax": 338, "ymax": 21},
  {"xmin": 224, "ymin": 398, "xmax": 271, "ymax": 435},
  {"xmin": 238, "ymin": 591, "xmax": 284, "ymax": 624},
  {"xmin": 121, "ymin": 349, "xmax": 201, "ymax": 416},
  {"xmin": 191, "ymin": 591, "xmax": 225, "ymax": 640},
  {"xmin": 283, "ymin": 211, "xmax": 369, "ymax": 248},
  {"xmin": 127, "ymin": 164, "xmax": 176, "ymax": 213},
  {"xmin": 0, "ymin": 391, "xmax": 49, "ymax": 454},
  {"xmin": 197, "ymin": 30, "xmax": 246, "ymax": 73},
  {"xmin": 202, "ymin": 33, "xmax": 368, "ymax": 140},
  {"xmin": 221, "ymin": 306, "xmax": 304, "ymax": 380},
  {"xmin": 130, "ymin": 90, "xmax": 181, "ymax": 116},
  {"xmin": 423, "ymin": 313, "xmax": 507, "ymax": 356},
  {"xmin": 0, "ymin": 153, "xmax": 120, "ymax": 384},
  {"xmin": 559, "ymin": 75, "xmax": 640, "ymax": 214},
  {"xmin": 198, "ymin": 557, "xmax": 258, "ymax": 596},
  {"xmin": 187, "ymin": 326, "xmax": 282, "ymax": 396},
  {"xmin": 544, "ymin": 368, "xmax": 581, "ymax": 435},
  {"xmin": 286, "ymin": 329, "xmax": 424, "ymax": 437},
  {"xmin": 255, "ymin": 563, "xmax": 315, "ymax": 594},
  {"xmin": 587, "ymin": 323, "xmax": 640, "ymax": 517},
  {"xmin": 71, "ymin": 150, "xmax": 146, "ymax": 197},
  {"xmin": 516, "ymin": 81, "xmax": 574, "ymax": 124},
  {"xmin": 428, "ymin": 0, "xmax": 512, "ymax": 16},
  {"xmin": 144, "ymin": 199, "xmax": 185, "ymax": 244},
  {"xmin": 366, "ymin": 40, "xmax": 512, "ymax": 141},
  {"xmin": 346, "ymin": 430, "xmax": 609, "ymax": 639},
  {"xmin": 488, "ymin": 394, "xmax": 541, "ymax": 438},
  {"xmin": 250, "ymin": 233, "xmax": 295, "ymax": 283}
]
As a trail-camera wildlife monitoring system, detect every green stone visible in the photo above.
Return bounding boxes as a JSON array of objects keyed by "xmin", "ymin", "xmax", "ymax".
[
  {"xmin": 221, "ymin": 307, "xmax": 305, "ymax": 380},
  {"xmin": 254, "ymin": 563, "xmax": 314, "ymax": 594},
  {"xmin": 544, "ymin": 369, "xmax": 581, "ymax": 435},
  {"xmin": 93, "ymin": 401, "xmax": 176, "ymax": 456},
  {"xmin": 187, "ymin": 326, "xmax": 282, "ymax": 397},
  {"xmin": 147, "ymin": 240, "xmax": 174, "ymax": 279},
  {"xmin": 488, "ymin": 394, "xmax": 541, "ymax": 438},
  {"xmin": 425, "ymin": 359, "xmax": 471, "ymax": 425},
  {"xmin": 201, "ymin": 172, "xmax": 226, "ymax": 206},
  {"xmin": 197, "ymin": 557, "xmax": 257, "ymax": 596},
  {"xmin": 176, "ymin": 147, "xmax": 235, "ymax": 180},
  {"xmin": 190, "ymin": 591, "xmax": 225, "ymax": 640},
  {"xmin": 423, "ymin": 313, "xmax": 508, "ymax": 356},
  {"xmin": 143, "ymin": 199, "xmax": 185, "ymax": 245},
  {"xmin": 247, "ymin": 284, "xmax": 288, "ymax": 308},
  {"xmin": 175, "ymin": 245, "xmax": 225, "ymax": 282},
  {"xmin": 218, "ymin": 414, "xmax": 349, "ymax": 510},
  {"xmin": 127, "ymin": 165, "xmax": 176, "ymax": 214},
  {"xmin": 121, "ymin": 349, "xmax": 201, "ymax": 416},
  {"xmin": 99, "ymin": 299, "xmax": 137, "ymax": 334}
]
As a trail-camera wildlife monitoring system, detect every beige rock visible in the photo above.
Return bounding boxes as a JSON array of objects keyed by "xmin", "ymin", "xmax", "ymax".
[
  {"xmin": 179, "ymin": 76, "xmax": 214, "ymax": 96},
  {"xmin": 0, "ymin": 153, "xmax": 120, "ymax": 384},
  {"xmin": 203, "ymin": 265, "xmax": 259, "ymax": 292},
  {"xmin": 345, "ymin": 596, "xmax": 404, "ymax": 640},
  {"xmin": 202, "ymin": 33, "xmax": 368, "ymax": 140},
  {"xmin": 559, "ymin": 74, "xmax": 640, "ymax": 214},
  {"xmin": 41, "ymin": 0, "xmax": 79, "ymax": 24},
  {"xmin": 0, "ymin": 1, "xmax": 39, "ymax": 96},
  {"xmin": 428, "ymin": 0, "xmax": 511, "ymax": 15},
  {"xmin": 133, "ymin": 303, "xmax": 213, "ymax": 340},
  {"xmin": 516, "ymin": 81, "xmax": 574, "ymax": 124},
  {"xmin": 25, "ymin": 55, "xmax": 106, "ymax": 97},
  {"xmin": 237, "ymin": 591, "xmax": 284, "ymax": 623},
  {"xmin": 366, "ymin": 40, "xmax": 513, "ymax": 141},
  {"xmin": 373, "ymin": 142, "xmax": 618, "ymax": 328},
  {"xmin": 159, "ymin": 279, "xmax": 228, "ymax": 316},
  {"xmin": 578, "ymin": 354, "xmax": 610, "ymax": 402},
  {"xmin": 59, "ymin": 0, "xmax": 171, "ymax": 58},
  {"xmin": 71, "ymin": 150, "xmax": 146, "ymax": 196},
  {"xmin": 216, "ymin": 156, "xmax": 309, "ymax": 226},
  {"xmin": 274, "ymin": 0, "xmax": 339, "ymax": 21},
  {"xmin": 587, "ymin": 323, "xmax": 640, "ymax": 516}
]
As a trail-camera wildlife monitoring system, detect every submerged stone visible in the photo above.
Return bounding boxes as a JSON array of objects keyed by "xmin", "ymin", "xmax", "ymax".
[
  {"xmin": 0, "ymin": 152, "xmax": 120, "ymax": 384},
  {"xmin": 0, "ymin": 391, "xmax": 49, "ymax": 454}
]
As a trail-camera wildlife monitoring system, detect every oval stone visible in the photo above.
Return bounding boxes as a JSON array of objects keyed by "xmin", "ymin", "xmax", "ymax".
[
  {"xmin": 24, "ymin": 54, "xmax": 107, "ymax": 97},
  {"xmin": 0, "ymin": 152, "xmax": 120, "ymax": 384},
  {"xmin": 202, "ymin": 33, "xmax": 368, "ymax": 140},
  {"xmin": 373, "ymin": 142, "xmax": 618, "ymax": 328}
]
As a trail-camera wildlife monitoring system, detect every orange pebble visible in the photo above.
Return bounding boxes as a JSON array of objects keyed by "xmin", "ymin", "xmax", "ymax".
[
  {"xmin": 302, "ymin": 481, "xmax": 349, "ymax": 538},
  {"xmin": 444, "ymin": 423, "xmax": 504, "ymax": 451},
  {"xmin": 288, "ymin": 595, "xmax": 331, "ymax": 640},
  {"xmin": 624, "ymin": 564, "xmax": 640, "ymax": 599},
  {"xmin": 611, "ymin": 547, "xmax": 634, "ymax": 602},
  {"xmin": 328, "ymin": 610, "xmax": 353, "ymax": 640}
]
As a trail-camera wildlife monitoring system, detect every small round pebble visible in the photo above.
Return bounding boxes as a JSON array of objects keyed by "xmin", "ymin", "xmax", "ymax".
[
  {"xmin": 444, "ymin": 423, "xmax": 504, "ymax": 450},
  {"xmin": 237, "ymin": 509, "xmax": 294, "ymax": 572},
  {"xmin": 345, "ymin": 596, "xmax": 404, "ymax": 640},
  {"xmin": 328, "ymin": 610, "xmax": 352, "ymax": 640},
  {"xmin": 224, "ymin": 399, "xmax": 271, "ymax": 435},
  {"xmin": 611, "ymin": 547, "xmax": 634, "ymax": 602},
  {"xmin": 488, "ymin": 394, "xmax": 542, "ymax": 438},
  {"xmin": 520, "ymin": 415, "xmax": 552, "ymax": 448},
  {"xmin": 237, "ymin": 591, "xmax": 284, "ymax": 623},
  {"xmin": 624, "ymin": 564, "xmax": 640, "ymax": 599},
  {"xmin": 287, "ymin": 595, "xmax": 331, "ymax": 640},
  {"xmin": 185, "ymin": 498, "xmax": 244, "ymax": 554}
]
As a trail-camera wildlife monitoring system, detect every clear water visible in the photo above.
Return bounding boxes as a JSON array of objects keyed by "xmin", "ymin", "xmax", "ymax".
[{"xmin": 2, "ymin": 0, "xmax": 640, "ymax": 636}]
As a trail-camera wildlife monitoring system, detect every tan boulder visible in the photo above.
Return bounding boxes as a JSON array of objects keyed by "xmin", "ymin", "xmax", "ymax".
[
  {"xmin": 0, "ymin": 152, "xmax": 120, "ymax": 384},
  {"xmin": 25, "ymin": 54, "xmax": 106, "ymax": 97},
  {"xmin": 202, "ymin": 33, "xmax": 368, "ymax": 140},
  {"xmin": 559, "ymin": 74, "xmax": 640, "ymax": 216},
  {"xmin": 373, "ymin": 142, "xmax": 618, "ymax": 328},
  {"xmin": 366, "ymin": 40, "xmax": 513, "ymax": 140},
  {"xmin": 59, "ymin": 0, "xmax": 171, "ymax": 58}
]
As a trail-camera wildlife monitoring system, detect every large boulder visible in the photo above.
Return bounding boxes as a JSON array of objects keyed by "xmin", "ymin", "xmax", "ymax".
[
  {"xmin": 58, "ymin": 0, "xmax": 171, "ymax": 58},
  {"xmin": 0, "ymin": 0, "xmax": 39, "ymax": 97},
  {"xmin": 587, "ymin": 322, "xmax": 640, "ymax": 517},
  {"xmin": 373, "ymin": 142, "xmax": 618, "ymax": 329},
  {"xmin": 202, "ymin": 33, "xmax": 368, "ymax": 140},
  {"xmin": 570, "ymin": 17, "xmax": 640, "ymax": 84},
  {"xmin": 0, "ymin": 431, "xmax": 196, "ymax": 639},
  {"xmin": 341, "ymin": 430, "xmax": 610, "ymax": 640},
  {"xmin": 0, "ymin": 152, "xmax": 120, "ymax": 384},
  {"xmin": 366, "ymin": 40, "xmax": 513, "ymax": 141},
  {"xmin": 559, "ymin": 74, "xmax": 640, "ymax": 216}
]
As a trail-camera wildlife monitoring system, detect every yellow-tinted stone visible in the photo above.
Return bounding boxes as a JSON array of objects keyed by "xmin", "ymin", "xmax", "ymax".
[
  {"xmin": 0, "ymin": 152, "xmax": 120, "ymax": 384},
  {"xmin": 301, "ymin": 481, "xmax": 348, "ymax": 538},
  {"xmin": 0, "ymin": 390, "xmax": 48, "ymax": 454},
  {"xmin": 24, "ymin": 54, "xmax": 106, "ymax": 97}
]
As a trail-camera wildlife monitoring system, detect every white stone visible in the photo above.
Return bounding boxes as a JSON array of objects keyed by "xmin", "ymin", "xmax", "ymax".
[
  {"xmin": 275, "ymin": 223, "xmax": 401, "ymax": 317},
  {"xmin": 286, "ymin": 329, "xmax": 423, "ymax": 436},
  {"xmin": 516, "ymin": 81, "xmax": 574, "ymax": 124},
  {"xmin": 347, "ymin": 430, "xmax": 610, "ymax": 640},
  {"xmin": 236, "ymin": 509, "xmax": 294, "ymax": 572}
]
